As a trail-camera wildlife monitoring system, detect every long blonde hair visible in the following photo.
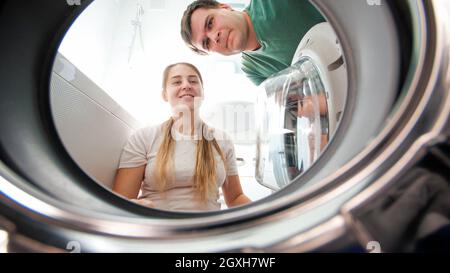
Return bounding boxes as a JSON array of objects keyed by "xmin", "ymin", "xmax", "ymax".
[{"xmin": 153, "ymin": 63, "xmax": 226, "ymax": 202}]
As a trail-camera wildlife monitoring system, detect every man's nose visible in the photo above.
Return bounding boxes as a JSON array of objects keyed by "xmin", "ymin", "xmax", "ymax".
[{"xmin": 208, "ymin": 30, "xmax": 220, "ymax": 45}]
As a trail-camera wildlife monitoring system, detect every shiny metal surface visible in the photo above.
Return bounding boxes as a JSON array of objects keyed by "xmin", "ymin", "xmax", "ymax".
[{"xmin": 0, "ymin": 0, "xmax": 448, "ymax": 252}]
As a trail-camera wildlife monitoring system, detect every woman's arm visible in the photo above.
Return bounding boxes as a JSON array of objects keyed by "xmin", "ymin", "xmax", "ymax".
[
  {"xmin": 222, "ymin": 175, "xmax": 252, "ymax": 208},
  {"xmin": 112, "ymin": 166, "xmax": 146, "ymax": 199}
]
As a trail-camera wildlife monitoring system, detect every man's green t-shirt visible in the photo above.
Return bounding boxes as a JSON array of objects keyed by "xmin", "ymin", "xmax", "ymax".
[{"xmin": 242, "ymin": 0, "xmax": 325, "ymax": 86}]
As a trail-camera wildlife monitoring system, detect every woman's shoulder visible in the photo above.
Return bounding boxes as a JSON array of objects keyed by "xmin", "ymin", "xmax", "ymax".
[{"xmin": 131, "ymin": 123, "xmax": 165, "ymax": 142}]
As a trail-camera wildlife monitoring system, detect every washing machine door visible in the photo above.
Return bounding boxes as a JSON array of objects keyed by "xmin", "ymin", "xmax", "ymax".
[
  {"xmin": 255, "ymin": 22, "xmax": 347, "ymax": 191},
  {"xmin": 255, "ymin": 57, "xmax": 332, "ymax": 190},
  {"xmin": 0, "ymin": 0, "xmax": 449, "ymax": 253}
]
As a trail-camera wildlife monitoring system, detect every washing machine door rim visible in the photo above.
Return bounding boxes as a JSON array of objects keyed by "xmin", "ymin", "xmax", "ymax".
[{"xmin": 0, "ymin": 0, "xmax": 448, "ymax": 252}]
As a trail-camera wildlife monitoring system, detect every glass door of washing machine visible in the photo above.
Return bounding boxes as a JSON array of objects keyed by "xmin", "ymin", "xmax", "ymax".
[{"xmin": 255, "ymin": 57, "xmax": 331, "ymax": 190}]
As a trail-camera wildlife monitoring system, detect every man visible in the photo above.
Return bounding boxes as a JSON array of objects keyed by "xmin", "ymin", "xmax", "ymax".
[{"xmin": 180, "ymin": 0, "xmax": 325, "ymax": 86}]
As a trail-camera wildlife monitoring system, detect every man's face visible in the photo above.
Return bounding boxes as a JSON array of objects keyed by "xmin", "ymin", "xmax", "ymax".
[{"xmin": 190, "ymin": 4, "xmax": 249, "ymax": 56}]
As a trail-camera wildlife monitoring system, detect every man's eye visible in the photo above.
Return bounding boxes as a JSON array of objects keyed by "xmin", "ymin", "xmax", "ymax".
[
  {"xmin": 173, "ymin": 81, "xmax": 181, "ymax": 85},
  {"xmin": 207, "ymin": 18, "xmax": 213, "ymax": 30},
  {"xmin": 189, "ymin": 80, "xmax": 198, "ymax": 84}
]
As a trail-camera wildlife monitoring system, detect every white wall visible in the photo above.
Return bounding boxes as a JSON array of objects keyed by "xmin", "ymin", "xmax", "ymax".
[{"xmin": 59, "ymin": 0, "xmax": 121, "ymax": 90}]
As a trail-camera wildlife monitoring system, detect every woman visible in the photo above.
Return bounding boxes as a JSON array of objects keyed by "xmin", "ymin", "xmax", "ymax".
[{"xmin": 113, "ymin": 62, "xmax": 251, "ymax": 211}]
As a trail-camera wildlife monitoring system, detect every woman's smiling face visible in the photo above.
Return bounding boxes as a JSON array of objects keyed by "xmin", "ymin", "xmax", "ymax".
[{"xmin": 163, "ymin": 64, "xmax": 204, "ymax": 112}]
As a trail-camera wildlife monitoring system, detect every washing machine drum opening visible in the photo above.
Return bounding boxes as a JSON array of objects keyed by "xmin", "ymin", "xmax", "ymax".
[{"xmin": 0, "ymin": 0, "xmax": 448, "ymax": 253}]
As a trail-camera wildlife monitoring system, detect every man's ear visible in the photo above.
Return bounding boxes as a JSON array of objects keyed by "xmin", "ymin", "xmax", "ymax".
[
  {"xmin": 219, "ymin": 3, "xmax": 232, "ymax": 10},
  {"xmin": 162, "ymin": 90, "xmax": 168, "ymax": 102}
]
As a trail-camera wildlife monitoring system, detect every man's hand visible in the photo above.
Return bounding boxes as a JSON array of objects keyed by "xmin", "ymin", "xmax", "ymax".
[{"xmin": 297, "ymin": 93, "xmax": 328, "ymax": 117}]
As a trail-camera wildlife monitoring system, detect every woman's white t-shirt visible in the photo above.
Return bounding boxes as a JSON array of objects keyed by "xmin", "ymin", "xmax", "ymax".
[{"xmin": 118, "ymin": 123, "xmax": 238, "ymax": 212}]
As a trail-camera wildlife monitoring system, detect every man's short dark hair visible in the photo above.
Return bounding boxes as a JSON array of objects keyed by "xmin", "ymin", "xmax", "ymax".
[{"xmin": 180, "ymin": 0, "xmax": 221, "ymax": 55}]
